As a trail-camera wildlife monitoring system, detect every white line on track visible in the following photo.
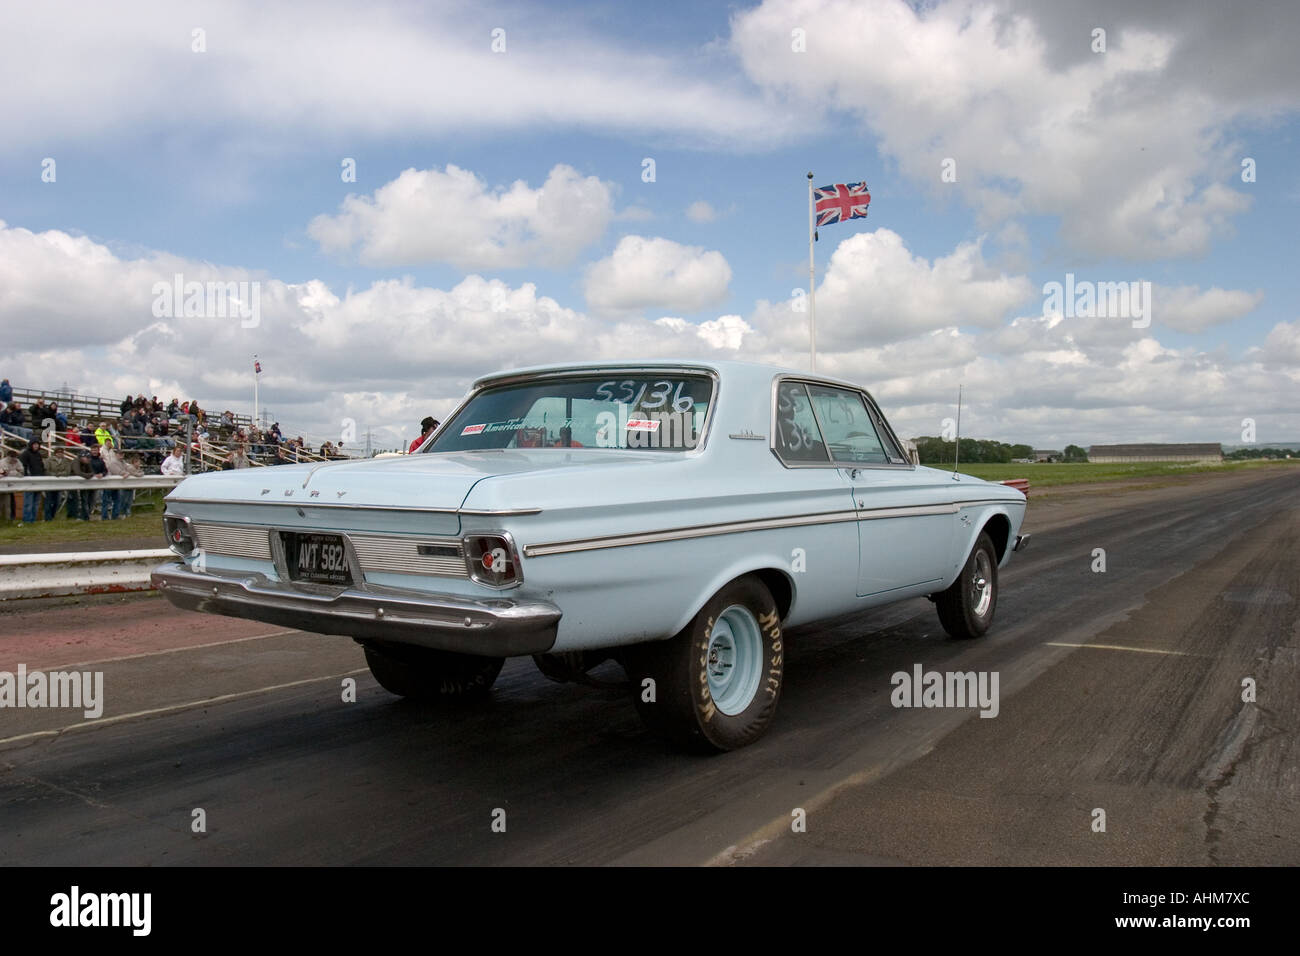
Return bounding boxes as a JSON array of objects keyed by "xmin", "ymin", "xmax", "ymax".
[
  {"xmin": 1045, "ymin": 641, "xmax": 1201, "ymax": 657},
  {"xmin": 0, "ymin": 668, "xmax": 370, "ymax": 748},
  {"xmin": 38, "ymin": 629, "xmax": 304, "ymax": 670}
]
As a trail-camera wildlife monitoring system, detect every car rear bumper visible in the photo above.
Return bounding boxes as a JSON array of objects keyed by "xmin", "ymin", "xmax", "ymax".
[{"xmin": 151, "ymin": 560, "xmax": 561, "ymax": 656}]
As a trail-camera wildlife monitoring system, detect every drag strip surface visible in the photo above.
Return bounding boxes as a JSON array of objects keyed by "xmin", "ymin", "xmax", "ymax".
[{"xmin": 1, "ymin": 468, "xmax": 1296, "ymax": 865}]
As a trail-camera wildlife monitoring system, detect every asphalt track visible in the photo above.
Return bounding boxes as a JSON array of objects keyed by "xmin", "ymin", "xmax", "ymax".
[{"xmin": 1, "ymin": 467, "xmax": 1296, "ymax": 865}]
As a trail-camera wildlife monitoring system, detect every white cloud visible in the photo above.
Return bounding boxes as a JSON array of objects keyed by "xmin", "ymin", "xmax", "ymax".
[
  {"xmin": 750, "ymin": 229, "xmax": 1034, "ymax": 350},
  {"xmin": 1153, "ymin": 285, "xmax": 1264, "ymax": 332},
  {"xmin": 3, "ymin": 220, "xmax": 1296, "ymax": 450},
  {"xmin": 2, "ymin": 1, "xmax": 804, "ymax": 151},
  {"xmin": 1258, "ymin": 321, "xmax": 1300, "ymax": 366},
  {"xmin": 584, "ymin": 236, "xmax": 732, "ymax": 314},
  {"xmin": 308, "ymin": 164, "xmax": 613, "ymax": 269},
  {"xmin": 686, "ymin": 201, "xmax": 718, "ymax": 223},
  {"xmin": 731, "ymin": 0, "xmax": 1273, "ymax": 258}
]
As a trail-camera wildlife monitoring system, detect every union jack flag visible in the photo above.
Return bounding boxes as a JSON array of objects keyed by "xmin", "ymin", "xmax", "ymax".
[
  {"xmin": 814, "ymin": 182, "xmax": 870, "ymax": 232},
  {"xmin": 254, "ymin": 359, "xmax": 262, "ymax": 374}
]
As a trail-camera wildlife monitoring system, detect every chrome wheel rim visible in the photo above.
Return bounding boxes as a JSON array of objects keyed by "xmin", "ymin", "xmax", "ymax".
[
  {"xmin": 706, "ymin": 604, "xmax": 763, "ymax": 716},
  {"xmin": 971, "ymin": 550, "xmax": 993, "ymax": 618}
]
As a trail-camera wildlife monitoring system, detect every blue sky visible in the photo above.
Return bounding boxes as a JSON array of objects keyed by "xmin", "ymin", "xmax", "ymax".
[{"xmin": 2, "ymin": 0, "xmax": 1298, "ymax": 450}]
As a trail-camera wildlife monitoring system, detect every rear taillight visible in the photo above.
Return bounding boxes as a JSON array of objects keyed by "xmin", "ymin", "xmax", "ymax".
[
  {"xmin": 163, "ymin": 515, "xmax": 195, "ymax": 556},
  {"xmin": 462, "ymin": 533, "xmax": 521, "ymax": 589}
]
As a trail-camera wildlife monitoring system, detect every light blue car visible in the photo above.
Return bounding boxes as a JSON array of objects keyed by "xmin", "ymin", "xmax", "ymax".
[{"xmin": 153, "ymin": 360, "xmax": 1028, "ymax": 750}]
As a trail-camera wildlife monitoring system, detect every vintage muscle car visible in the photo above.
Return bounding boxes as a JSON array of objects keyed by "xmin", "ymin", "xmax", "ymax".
[{"xmin": 153, "ymin": 360, "xmax": 1028, "ymax": 751}]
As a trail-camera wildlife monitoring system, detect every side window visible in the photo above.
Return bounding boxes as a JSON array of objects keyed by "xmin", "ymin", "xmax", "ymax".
[
  {"xmin": 774, "ymin": 382, "xmax": 829, "ymax": 463},
  {"xmin": 863, "ymin": 396, "xmax": 907, "ymax": 463},
  {"xmin": 807, "ymin": 385, "xmax": 888, "ymax": 464}
]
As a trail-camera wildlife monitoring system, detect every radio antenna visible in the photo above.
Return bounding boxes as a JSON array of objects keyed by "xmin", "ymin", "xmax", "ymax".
[{"xmin": 953, "ymin": 384, "xmax": 963, "ymax": 476}]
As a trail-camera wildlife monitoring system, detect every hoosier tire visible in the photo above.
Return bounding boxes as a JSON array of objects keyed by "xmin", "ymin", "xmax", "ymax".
[
  {"xmin": 628, "ymin": 576, "xmax": 784, "ymax": 752},
  {"xmin": 935, "ymin": 531, "xmax": 998, "ymax": 640},
  {"xmin": 362, "ymin": 641, "xmax": 504, "ymax": 701}
]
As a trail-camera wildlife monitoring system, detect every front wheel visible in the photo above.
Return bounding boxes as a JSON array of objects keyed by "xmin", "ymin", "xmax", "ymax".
[
  {"xmin": 626, "ymin": 576, "xmax": 784, "ymax": 752},
  {"xmin": 361, "ymin": 641, "xmax": 504, "ymax": 701},
  {"xmin": 935, "ymin": 532, "xmax": 998, "ymax": 640}
]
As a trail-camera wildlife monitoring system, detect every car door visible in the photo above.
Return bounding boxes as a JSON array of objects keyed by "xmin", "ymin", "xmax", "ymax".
[{"xmin": 802, "ymin": 384, "xmax": 955, "ymax": 596}]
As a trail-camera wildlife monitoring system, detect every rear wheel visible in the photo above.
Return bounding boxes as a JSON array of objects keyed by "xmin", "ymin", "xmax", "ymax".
[
  {"xmin": 935, "ymin": 532, "xmax": 998, "ymax": 640},
  {"xmin": 361, "ymin": 641, "xmax": 504, "ymax": 701},
  {"xmin": 627, "ymin": 576, "xmax": 784, "ymax": 752}
]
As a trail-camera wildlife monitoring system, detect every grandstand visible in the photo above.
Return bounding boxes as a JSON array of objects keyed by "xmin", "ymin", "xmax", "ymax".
[{"xmin": 1, "ymin": 382, "xmax": 340, "ymax": 474}]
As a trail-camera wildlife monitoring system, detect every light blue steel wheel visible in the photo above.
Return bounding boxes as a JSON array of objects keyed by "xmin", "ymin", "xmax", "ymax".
[{"xmin": 706, "ymin": 604, "xmax": 764, "ymax": 716}]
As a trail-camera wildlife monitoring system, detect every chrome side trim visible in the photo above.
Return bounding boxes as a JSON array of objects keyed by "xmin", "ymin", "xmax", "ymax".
[
  {"xmin": 168, "ymin": 498, "xmax": 543, "ymax": 516},
  {"xmin": 857, "ymin": 504, "xmax": 959, "ymax": 519},
  {"xmin": 523, "ymin": 501, "xmax": 960, "ymax": 557},
  {"xmin": 168, "ymin": 497, "xmax": 461, "ymax": 513}
]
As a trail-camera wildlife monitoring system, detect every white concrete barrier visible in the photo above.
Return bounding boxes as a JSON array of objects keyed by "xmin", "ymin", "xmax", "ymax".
[
  {"xmin": 0, "ymin": 549, "xmax": 171, "ymax": 600},
  {"xmin": 0, "ymin": 476, "xmax": 182, "ymax": 493}
]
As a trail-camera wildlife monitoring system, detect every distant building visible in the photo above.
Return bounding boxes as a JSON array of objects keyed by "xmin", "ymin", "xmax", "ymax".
[
  {"xmin": 1033, "ymin": 449, "xmax": 1063, "ymax": 462},
  {"xmin": 1088, "ymin": 443, "xmax": 1222, "ymax": 463}
]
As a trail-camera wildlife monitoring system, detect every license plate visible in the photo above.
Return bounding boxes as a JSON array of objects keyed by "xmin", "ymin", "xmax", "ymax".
[{"xmin": 284, "ymin": 533, "xmax": 353, "ymax": 586}]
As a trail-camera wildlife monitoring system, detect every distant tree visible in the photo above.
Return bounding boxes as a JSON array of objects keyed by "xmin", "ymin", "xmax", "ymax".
[
  {"xmin": 1063, "ymin": 444, "xmax": 1089, "ymax": 462},
  {"xmin": 912, "ymin": 436, "xmax": 1030, "ymax": 465},
  {"xmin": 1226, "ymin": 446, "xmax": 1291, "ymax": 460}
]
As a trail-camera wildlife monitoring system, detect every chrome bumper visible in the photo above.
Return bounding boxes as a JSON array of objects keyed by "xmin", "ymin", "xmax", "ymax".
[{"xmin": 151, "ymin": 561, "xmax": 561, "ymax": 656}]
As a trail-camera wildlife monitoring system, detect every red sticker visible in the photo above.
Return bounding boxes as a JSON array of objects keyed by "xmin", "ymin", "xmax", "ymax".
[
  {"xmin": 626, "ymin": 419, "xmax": 660, "ymax": 432},
  {"xmin": 461, "ymin": 424, "xmax": 486, "ymax": 436}
]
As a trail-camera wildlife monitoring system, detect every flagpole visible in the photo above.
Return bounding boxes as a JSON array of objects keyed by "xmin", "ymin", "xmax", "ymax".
[
  {"xmin": 807, "ymin": 172, "xmax": 816, "ymax": 372},
  {"xmin": 253, "ymin": 355, "xmax": 259, "ymax": 428}
]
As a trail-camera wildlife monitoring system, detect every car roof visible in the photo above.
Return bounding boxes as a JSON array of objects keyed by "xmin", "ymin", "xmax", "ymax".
[{"xmin": 471, "ymin": 358, "xmax": 871, "ymax": 393}]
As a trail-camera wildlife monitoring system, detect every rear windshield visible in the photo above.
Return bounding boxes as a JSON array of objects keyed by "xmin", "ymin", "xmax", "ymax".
[{"xmin": 425, "ymin": 374, "xmax": 713, "ymax": 453}]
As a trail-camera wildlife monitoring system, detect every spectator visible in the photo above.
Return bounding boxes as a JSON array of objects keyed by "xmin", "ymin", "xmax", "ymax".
[
  {"xmin": 271, "ymin": 445, "xmax": 291, "ymax": 465},
  {"xmin": 101, "ymin": 444, "xmax": 138, "ymax": 518},
  {"xmin": 79, "ymin": 422, "xmax": 95, "ymax": 445},
  {"xmin": 161, "ymin": 445, "xmax": 186, "ymax": 476},
  {"xmin": 120, "ymin": 394, "xmax": 134, "ymax": 416},
  {"xmin": 51, "ymin": 402, "xmax": 67, "ymax": 430},
  {"xmin": 1, "ymin": 446, "xmax": 23, "ymax": 520},
  {"xmin": 409, "ymin": 417, "xmax": 439, "ymax": 453},
  {"xmin": 225, "ymin": 441, "xmax": 250, "ymax": 469},
  {"xmin": 17, "ymin": 439, "xmax": 45, "ymax": 525},
  {"xmin": 94, "ymin": 421, "xmax": 114, "ymax": 447},
  {"xmin": 87, "ymin": 445, "xmax": 108, "ymax": 518},
  {"xmin": 0, "ymin": 378, "xmax": 11, "ymax": 403},
  {"xmin": 71, "ymin": 451, "xmax": 95, "ymax": 520},
  {"xmin": 166, "ymin": 398, "xmax": 179, "ymax": 417},
  {"xmin": 44, "ymin": 447, "xmax": 72, "ymax": 521},
  {"xmin": 1, "ymin": 402, "xmax": 25, "ymax": 429}
]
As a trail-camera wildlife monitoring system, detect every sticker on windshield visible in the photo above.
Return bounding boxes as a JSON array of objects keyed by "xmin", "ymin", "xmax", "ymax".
[
  {"xmin": 626, "ymin": 419, "xmax": 660, "ymax": 432},
  {"xmin": 461, "ymin": 424, "xmax": 486, "ymax": 436}
]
